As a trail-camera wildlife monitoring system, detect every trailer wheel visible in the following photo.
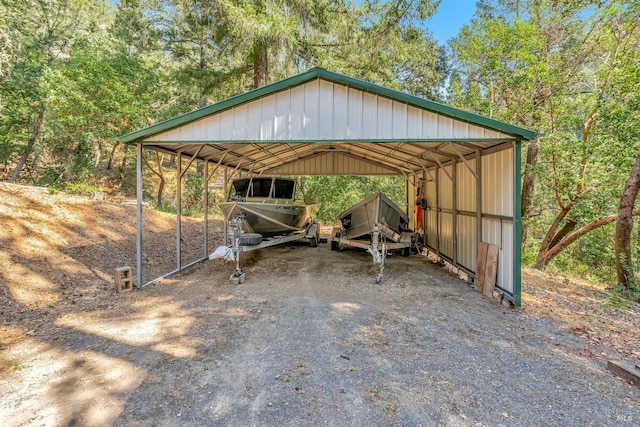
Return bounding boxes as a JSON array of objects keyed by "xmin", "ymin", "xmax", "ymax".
[
  {"xmin": 400, "ymin": 247, "xmax": 410, "ymax": 257},
  {"xmin": 331, "ymin": 230, "xmax": 341, "ymax": 251},
  {"xmin": 238, "ymin": 233, "xmax": 263, "ymax": 246}
]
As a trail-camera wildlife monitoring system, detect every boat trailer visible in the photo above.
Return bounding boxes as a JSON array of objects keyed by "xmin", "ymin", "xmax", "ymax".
[
  {"xmin": 330, "ymin": 225, "xmax": 421, "ymax": 283},
  {"xmin": 226, "ymin": 214, "xmax": 320, "ymax": 284}
]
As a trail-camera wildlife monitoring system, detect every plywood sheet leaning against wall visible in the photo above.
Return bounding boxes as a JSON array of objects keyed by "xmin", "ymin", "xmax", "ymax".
[
  {"xmin": 474, "ymin": 242, "xmax": 488, "ymax": 292},
  {"xmin": 483, "ymin": 244, "xmax": 499, "ymax": 297},
  {"xmin": 474, "ymin": 242, "xmax": 499, "ymax": 297}
]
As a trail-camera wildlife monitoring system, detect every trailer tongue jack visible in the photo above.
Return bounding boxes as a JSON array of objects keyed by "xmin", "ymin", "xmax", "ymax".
[{"xmin": 226, "ymin": 214, "xmax": 320, "ymax": 284}]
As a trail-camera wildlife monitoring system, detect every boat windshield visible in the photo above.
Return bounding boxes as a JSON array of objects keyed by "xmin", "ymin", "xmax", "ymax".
[
  {"xmin": 228, "ymin": 177, "xmax": 295, "ymax": 200},
  {"xmin": 273, "ymin": 179, "xmax": 295, "ymax": 199},
  {"xmin": 250, "ymin": 178, "xmax": 273, "ymax": 197},
  {"xmin": 229, "ymin": 179, "xmax": 250, "ymax": 198}
]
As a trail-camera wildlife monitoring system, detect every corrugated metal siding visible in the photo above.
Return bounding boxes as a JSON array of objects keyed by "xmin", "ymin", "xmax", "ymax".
[
  {"xmin": 426, "ymin": 210, "xmax": 438, "ymax": 249},
  {"xmin": 439, "ymin": 166, "xmax": 453, "ymax": 210},
  {"xmin": 266, "ymin": 151, "xmax": 399, "ymax": 175},
  {"xmin": 422, "ymin": 147, "xmax": 515, "ymax": 296},
  {"xmin": 424, "ymin": 180, "xmax": 437, "ymax": 208},
  {"xmin": 456, "ymin": 160, "xmax": 476, "ymax": 212},
  {"xmin": 457, "ymin": 215, "xmax": 477, "ymax": 271},
  {"xmin": 439, "ymin": 212, "xmax": 453, "ymax": 259},
  {"xmin": 482, "ymin": 149, "xmax": 513, "ymax": 217},
  {"xmin": 482, "ymin": 218, "xmax": 514, "ymax": 295},
  {"xmin": 147, "ymin": 80, "xmax": 514, "ymax": 143}
]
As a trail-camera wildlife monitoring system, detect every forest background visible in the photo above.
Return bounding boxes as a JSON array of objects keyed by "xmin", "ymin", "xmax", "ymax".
[{"xmin": 1, "ymin": 0, "xmax": 639, "ymax": 299}]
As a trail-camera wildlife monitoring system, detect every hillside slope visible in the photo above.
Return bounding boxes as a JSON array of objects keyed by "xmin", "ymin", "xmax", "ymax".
[{"xmin": 0, "ymin": 183, "xmax": 221, "ymax": 349}]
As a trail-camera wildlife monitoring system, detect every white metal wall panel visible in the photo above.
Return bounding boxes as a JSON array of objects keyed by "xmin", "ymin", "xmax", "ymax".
[
  {"xmin": 233, "ymin": 103, "xmax": 248, "ymax": 140},
  {"xmin": 456, "ymin": 160, "xmax": 477, "ymax": 212},
  {"xmin": 453, "ymin": 121, "xmax": 469, "ymax": 138},
  {"xmin": 437, "ymin": 116, "xmax": 454, "ymax": 138},
  {"xmin": 332, "ymin": 84, "xmax": 348, "ymax": 139},
  {"xmin": 275, "ymin": 91, "xmax": 290, "ymax": 140},
  {"xmin": 348, "ymin": 88, "xmax": 363, "ymax": 138},
  {"xmin": 246, "ymin": 100, "xmax": 261, "ymax": 140},
  {"xmin": 392, "ymin": 101, "xmax": 408, "ymax": 138},
  {"xmin": 206, "ymin": 115, "xmax": 220, "ymax": 140},
  {"xmin": 407, "ymin": 107, "xmax": 422, "ymax": 138},
  {"xmin": 439, "ymin": 212, "xmax": 453, "ymax": 258},
  {"xmin": 362, "ymin": 92, "xmax": 378, "ymax": 139},
  {"xmin": 377, "ymin": 97, "xmax": 393, "ymax": 139},
  {"xmin": 303, "ymin": 81, "xmax": 319, "ymax": 139},
  {"xmin": 219, "ymin": 109, "xmax": 233, "ymax": 140},
  {"xmin": 457, "ymin": 215, "xmax": 477, "ymax": 271},
  {"xmin": 426, "ymin": 210, "xmax": 438, "ymax": 248},
  {"xmin": 482, "ymin": 148, "xmax": 513, "ymax": 216},
  {"xmin": 146, "ymin": 79, "xmax": 517, "ymax": 143},
  {"xmin": 439, "ymin": 166, "xmax": 453, "ymax": 210},
  {"xmin": 482, "ymin": 218, "xmax": 514, "ymax": 295},
  {"xmin": 260, "ymin": 97, "xmax": 275, "ymax": 139},
  {"xmin": 290, "ymin": 85, "xmax": 305, "ymax": 139},
  {"xmin": 423, "ymin": 111, "xmax": 438, "ymax": 138},
  {"xmin": 424, "ymin": 180, "xmax": 437, "ymax": 209},
  {"xmin": 318, "ymin": 80, "xmax": 334, "ymax": 138},
  {"xmin": 500, "ymin": 223, "xmax": 514, "ymax": 295}
]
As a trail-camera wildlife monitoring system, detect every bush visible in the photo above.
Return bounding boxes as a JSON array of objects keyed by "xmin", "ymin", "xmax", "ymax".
[{"xmin": 63, "ymin": 182, "xmax": 106, "ymax": 196}]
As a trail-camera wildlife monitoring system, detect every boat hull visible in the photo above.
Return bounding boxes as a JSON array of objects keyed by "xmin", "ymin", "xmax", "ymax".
[
  {"xmin": 338, "ymin": 193, "xmax": 408, "ymax": 242},
  {"xmin": 219, "ymin": 200, "xmax": 320, "ymax": 237}
]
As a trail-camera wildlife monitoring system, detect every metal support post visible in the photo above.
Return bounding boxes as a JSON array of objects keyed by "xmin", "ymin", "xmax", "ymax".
[
  {"xmin": 452, "ymin": 157, "xmax": 457, "ymax": 264},
  {"xmin": 476, "ymin": 150, "xmax": 482, "ymax": 244},
  {"xmin": 136, "ymin": 144, "xmax": 143, "ymax": 288},
  {"xmin": 204, "ymin": 160, "xmax": 209, "ymax": 258},
  {"xmin": 176, "ymin": 152, "xmax": 182, "ymax": 270}
]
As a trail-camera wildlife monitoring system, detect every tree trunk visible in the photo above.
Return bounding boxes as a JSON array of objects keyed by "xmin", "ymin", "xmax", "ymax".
[
  {"xmin": 10, "ymin": 106, "xmax": 45, "ymax": 183},
  {"xmin": 536, "ymin": 208, "xmax": 640, "ymax": 269},
  {"xmin": 615, "ymin": 153, "xmax": 640, "ymax": 286},
  {"xmin": 119, "ymin": 144, "xmax": 129, "ymax": 176},
  {"xmin": 253, "ymin": 44, "xmax": 268, "ymax": 88},
  {"xmin": 535, "ymin": 200, "xmax": 576, "ymax": 266},
  {"xmin": 107, "ymin": 142, "xmax": 120, "ymax": 170},
  {"xmin": 93, "ymin": 139, "xmax": 102, "ymax": 168},
  {"xmin": 547, "ymin": 218, "xmax": 578, "ymax": 250},
  {"xmin": 521, "ymin": 137, "xmax": 539, "ymax": 246},
  {"xmin": 156, "ymin": 153, "xmax": 165, "ymax": 209},
  {"xmin": 142, "ymin": 152, "xmax": 166, "ymax": 209}
]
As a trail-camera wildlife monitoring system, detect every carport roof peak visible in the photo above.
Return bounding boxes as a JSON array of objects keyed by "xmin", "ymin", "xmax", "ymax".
[{"xmin": 119, "ymin": 68, "xmax": 537, "ymax": 144}]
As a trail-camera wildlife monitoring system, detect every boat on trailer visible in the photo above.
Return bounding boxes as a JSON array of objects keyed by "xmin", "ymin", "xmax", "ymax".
[
  {"xmin": 337, "ymin": 192, "xmax": 409, "ymax": 242},
  {"xmin": 331, "ymin": 192, "xmax": 421, "ymax": 283},
  {"xmin": 216, "ymin": 176, "xmax": 321, "ymax": 283},
  {"xmin": 218, "ymin": 177, "xmax": 320, "ymax": 237}
]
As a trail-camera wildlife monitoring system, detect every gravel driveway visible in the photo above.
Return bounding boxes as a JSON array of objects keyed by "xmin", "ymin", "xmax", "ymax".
[{"xmin": 2, "ymin": 241, "xmax": 638, "ymax": 426}]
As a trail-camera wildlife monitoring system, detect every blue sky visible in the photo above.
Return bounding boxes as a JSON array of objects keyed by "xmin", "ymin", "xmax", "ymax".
[{"xmin": 427, "ymin": 0, "xmax": 478, "ymax": 45}]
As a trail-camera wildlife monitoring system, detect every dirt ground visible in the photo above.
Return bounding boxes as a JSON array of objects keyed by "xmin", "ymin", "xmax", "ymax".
[{"xmin": 1, "ymin": 183, "xmax": 639, "ymax": 426}]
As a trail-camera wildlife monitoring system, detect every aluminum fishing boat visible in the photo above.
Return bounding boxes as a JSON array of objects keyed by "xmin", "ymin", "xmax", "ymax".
[
  {"xmin": 337, "ymin": 192, "xmax": 409, "ymax": 242},
  {"xmin": 218, "ymin": 177, "xmax": 320, "ymax": 237}
]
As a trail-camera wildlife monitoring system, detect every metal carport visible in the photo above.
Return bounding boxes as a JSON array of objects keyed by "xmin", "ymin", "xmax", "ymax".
[{"xmin": 119, "ymin": 68, "xmax": 537, "ymax": 306}]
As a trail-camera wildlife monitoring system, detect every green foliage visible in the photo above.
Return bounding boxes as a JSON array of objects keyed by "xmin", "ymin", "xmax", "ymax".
[
  {"xmin": 63, "ymin": 182, "xmax": 107, "ymax": 196},
  {"xmin": 607, "ymin": 283, "xmax": 640, "ymax": 306},
  {"xmin": 302, "ymin": 176, "xmax": 407, "ymax": 223},
  {"xmin": 183, "ymin": 170, "xmax": 205, "ymax": 213}
]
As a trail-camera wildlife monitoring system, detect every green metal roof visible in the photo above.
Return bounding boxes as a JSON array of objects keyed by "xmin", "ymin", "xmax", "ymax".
[{"xmin": 119, "ymin": 68, "xmax": 537, "ymax": 144}]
